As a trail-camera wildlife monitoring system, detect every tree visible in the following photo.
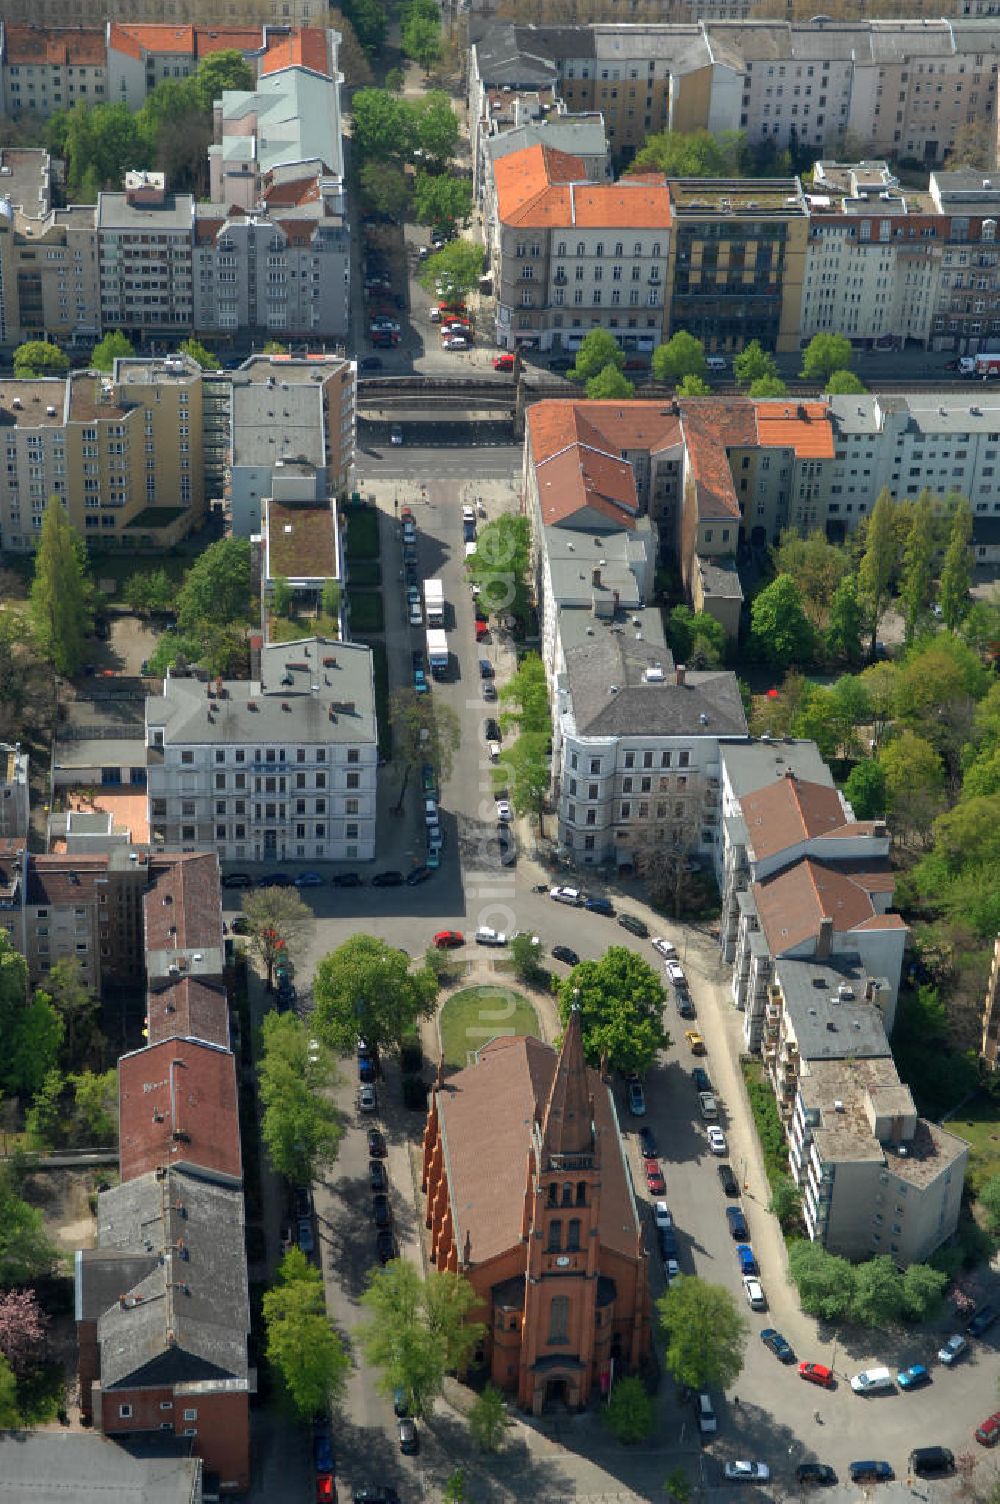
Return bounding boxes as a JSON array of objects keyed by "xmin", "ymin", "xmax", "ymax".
[
  {"xmin": 900, "ymin": 492, "xmax": 936, "ymax": 643},
  {"xmin": 176, "ymin": 537, "xmax": 253, "ymax": 632},
  {"xmin": 7, "ymin": 995, "xmax": 63, "ymax": 1100},
  {"xmin": 768, "ymin": 1173, "xmax": 802, "ymax": 1233},
  {"xmin": 858, "ymin": 489, "xmax": 898, "ymax": 657},
  {"xmin": 509, "ymin": 931, "xmax": 545, "ymax": 986},
  {"xmin": 879, "ymin": 730, "xmax": 945, "ymax": 840},
  {"xmin": 844, "ymin": 759, "xmax": 887, "ymax": 819},
  {"xmin": 851, "ymin": 1254, "xmax": 905, "ymax": 1327},
  {"xmin": 792, "ymin": 676, "xmax": 871, "ymax": 762},
  {"xmin": 359, "ymin": 1262, "xmax": 482, "ymax": 1417},
  {"xmin": 190, "ymin": 49, "xmax": 255, "ymax": 112},
  {"xmin": 603, "ymin": 1375, "xmax": 654, "ymax": 1443},
  {"xmin": 676, "ymin": 373, "xmax": 711, "ymax": 396},
  {"xmin": 29, "ymin": 500, "xmax": 92, "ymax": 675},
  {"xmin": 242, "ymin": 885, "xmax": 315, "ymax": 990},
  {"xmin": 0, "ymin": 1168, "xmax": 59, "ymax": 1286},
  {"xmin": 351, "ymin": 90, "xmax": 412, "ymax": 160},
  {"xmin": 498, "ymin": 733, "xmax": 549, "ymax": 821},
  {"xmin": 652, "ymin": 331, "xmax": 707, "ymax": 386},
  {"xmin": 70, "ymin": 1068, "xmax": 117, "ymax": 1142},
  {"xmin": 39, "ymin": 958, "xmax": 102, "ymax": 1073},
  {"xmin": 750, "ymin": 574, "xmax": 814, "ymax": 668},
  {"xmin": 664, "ymin": 1467, "xmax": 693, "ymax": 1503},
  {"xmin": 178, "ymin": 337, "xmax": 216, "ymax": 370},
  {"xmin": 0, "ymin": 1288, "xmax": 47, "ymax": 1378},
  {"xmin": 386, "ymin": 66, "xmax": 405, "ymax": 93},
  {"xmin": 665, "ymin": 606, "xmax": 726, "ymax": 668},
  {"xmin": 787, "ymin": 1239, "xmax": 855, "ymax": 1321},
  {"xmin": 321, "ymin": 580, "xmax": 341, "ymax": 619},
  {"xmin": 124, "ymin": 567, "xmax": 174, "ymax": 617},
  {"xmin": 939, "ymin": 496, "xmax": 973, "ymax": 631},
  {"xmin": 586, "ymin": 364, "xmax": 635, "ymax": 400},
  {"xmin": 413, "ymin": 93, "xmax": 461, "ymax": 167},
  {"xmin": 978, "ymin": 1175, "xmax": 1000, "ymax": 1235},
  {"xmin": 630, "ymin": 128, "xmax": 744, "ymax": 178},
  {"xmin": 657, "ymin": 1276, "xmax": 748, "ymax": 1392},
  {"xmin": 901, "ymin": 1262, "xmax": 947, "ymax": 1322},
  {"xmin": 271, "ymin": 576, "xmax": 293, "ymax": 618},
  {"xmin": 772, "ymin": 528, "xmax": 851, "ymax": 621},
  {"xmin": 498, "ymin": 650, "xmax": 549, "ymax": 733},
  {"xmin": 418, "ymin": 239, "xmax": 484, "ymax": 299},
  {"xmin": 263, "ymin": 1248, "xmax": 350, "ymax": 1417},
  {"xmin": 825, "ymin": 572, "xmax": 865, "ymax": 665},
  {"xmin": 733, "ymin": 339, "xmax": 778, "ymax": 388},
  {"xmin": 258, "ymin": 1012, "xmax": 342, "ymax": 1185},
  {"xmin": 402, "ymin": 13, "xmax": 442, "ymax": 72},
  {"xmin": 24, "ymin": 1067, "xmax": 64, "ymax": 1150},
  {"xmin": 13, "ymin": 340, "xmax": 69, "ymax": 378},
  {"xmin": 389, "ymin": 689, "xmax": 461, "ymax": 785},
  {"xmin": 800, "ymin": 333, "xmax": 854, "ymax": 383},
  {"xmin": 413, "ymin": 171, "xmax": 471, "ymax": 229},
  {"xmin": 557, "ymin": 947, "xmax": 666, "ymax": 1075},
  {"xmin": 360, "ymin": 161, "xmax": 411, "ymax": 220},
  {"xmin": 467, "ymin": 514, "xmax": 532, "ymax": 628},
  {"xmin": 825, "ymin": 370, "xmax": 868, "ymax": 395},
  {"xmin": 313, "ymin": 934, "xmax": 438, "ymax": 1058},
  {"xmin": 571, "ymin": 329, "xmax": 625, "ymax": 382},
  {"xmin": 748, "ymin": 375, "xmax": 789, "ymax": 397},
  {"xmin": 468, "ymin": 1383, "xmax": 507, "ymax": 1452},
  {"xmin": 90, "ymin": 330, "xmax": 134, "ymax": 372},
  {"xmin": 0, "ymin": 1356, "xmax": 19, "ymax": 1429}
]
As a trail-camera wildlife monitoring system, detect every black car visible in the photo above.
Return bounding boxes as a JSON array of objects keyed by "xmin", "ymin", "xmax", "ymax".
[
  {"xmin": 294, "ymin": 1186, "xmax": 313, "ymax": 1219},
  {"xmin": 617, "ymin": 912, "xmax": 649, "ymax": 938},
  {"xmin": 551, "ymin": 945, "xmax": 579, "ymax": 966},
  {"xmin": 359, "ymin": 357, "xmax": 383, "ymax": 374},
  {"xmin": 717, "ymin": 1163, "xmax": 739, "ymax": 1197},
  {"xmin": 331, "ymin": 872, "xmax": 363, "ymax": 888},
  {"xmin": 376, "ymin": 1231, "xmax": 396, "ymax": 1265},
  {"xmin": 371, "ymin": 870, "xmax": 404, "ymax": 887},
  {"xmin": 483, "ymin": 683, "xmax": 498, "ymax": 701},
  {"xmin": 585, "ymin": 897, "xmax": 615, "ymax": 917},
  {"xmin": 969, "ymin": 1304, "xmax": 998, "ymax": 1337},
  {"xmin": 676, "ymin": 993, "xmax": 695, "ymax": 1019},
  {"xmin": 549, "ymin": 356, "xmax": 574, "ymax": 372},
  {"xmin": 369, "ymin": 1160, "xmax": 387, "ymax": 1192},
  {"xmin": 222, "ymin": 872, "xmax": 254, "ymax": 888},
  {"xmin": 411, "ymin": 649, "xmax": 424, "ymax": 671},
  {"xmin": 726, "ymin": 1206, "xmax": 748, "ymax": 1240},
  {"xmin": 795, "ymin": 1464, "xmax": 836, "ymax": 1487},
  {"xmin": 478, "ymin": 659, "xmax": 494, "ymax": 679},
  {"xmin": 639, "ymin": 1126, "xmax": 657, "ymax": 1158},
  {"xmin": 372, "ymin": 1194, "xmax": 392, "ymax": 1229},
  {"xmin": 367, "ymin": 1128, "xmax": 386, "ymax": 1158},
  {"xmin": 405, "ymin": 864, "xmax": 432, "ymax": 886},
  {"xmin": 659, "ymin": 1225, "xmax": 678, "ymax": 1258},
  {"xmin": 909, "ymin": 1448, "xmax": 954, "ymax": 1477},
  {"xmin": 263, "ymin": 872, "xmax": 293, "ymax": 887},
  {"xmin": 848, "ymin": 1462, "xmax": 893, "ymax": 1484},
  {"xmin": 354, "ymin": 1490, "xmax": 400, "ymax": 1504},
  {"xmin": 484, "ymin": 717, "xmax": 501, "ymax": 742},
  {"xmin": 692, "ymin": 1067, "xmax": 711, "ymax": 1093},
  {"xmin": 761, "ymin": 1328, "xmax": 796, "ymax": 1364}
]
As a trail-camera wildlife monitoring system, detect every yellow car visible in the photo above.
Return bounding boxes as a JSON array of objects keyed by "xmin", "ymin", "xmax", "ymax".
[{"xmin": 685, "ymin": 1030, "xmax": 706, "ymax": 1055}]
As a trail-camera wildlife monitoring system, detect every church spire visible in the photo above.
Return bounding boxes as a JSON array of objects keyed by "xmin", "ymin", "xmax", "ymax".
[{"xmin": 540, "ymin": 1004, "xmax": 593, "ymax": 1162}]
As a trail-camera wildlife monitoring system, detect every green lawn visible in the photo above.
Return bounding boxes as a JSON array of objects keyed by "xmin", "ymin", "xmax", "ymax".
[
  {"xmin": 348, "ymin": 559, "xmax": 382, "ymax": 588},
  {"xmin": 345, "ymin": 507, "xmax": 381, "ymax": 561},
  {"xmin": 945, "ymin": 1093, "xmax": 1000, "ymax": 1193},
  {"xmin": 269, "ymin": 611, "xmax": 340, "ymax": 644},
  {"xmin": 439, "ymin": 986, "xmax": 540, "ymax": 1071},
  {"xmin": 367, "ymin": 639, "xmax": 391, "ymax": 759},
  {"xmin": 347, "ymin": 590, "xmax": 385, "ymax": 633}
]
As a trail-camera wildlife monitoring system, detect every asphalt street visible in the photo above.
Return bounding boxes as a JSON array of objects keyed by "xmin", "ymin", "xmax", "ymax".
[{"xmin": 227, "ymin": 447, "xmax": 1000, "ymax": 1503}]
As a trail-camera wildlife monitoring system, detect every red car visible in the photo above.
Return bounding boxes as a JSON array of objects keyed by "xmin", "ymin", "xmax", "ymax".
[
  {"xmin": 645, "ymin": 1163, "xmax": 665, "ymax": 1195},
  {"xmin": 475, "ymin": 620, "xmax": 489, "ymax": 641},
  {"xmin": 798, "ymin": 1362, "xmax": 834, "ymax": 1388},
  {"xmin": 400, "ymin": 506, "xmax": 414, "ymax": 523},
  {"xmin": 493, "ymin": 353, "xmax": 515, "ymax": 371},
  {"xmin": 975, "ymin": 1411, "xmax": 1000, "ymax": 1446},
  {"xmin": 432, "ymin": 930, "xmax": 464, "ymax": 949},
  {"xmin": 315, "ymin": 1475, "xmax": 336, "ymax": 1503}
]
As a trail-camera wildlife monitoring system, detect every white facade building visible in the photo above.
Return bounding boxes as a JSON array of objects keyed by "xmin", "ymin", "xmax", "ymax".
[{"xmin": 145, "ymin": 637, "xmax": 376, "ymax": 865}]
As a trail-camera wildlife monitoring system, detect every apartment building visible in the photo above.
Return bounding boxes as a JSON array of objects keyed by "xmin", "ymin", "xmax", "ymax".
[
  {"xmin": 0, "ymin": 23, "xmax": 107, "ymax": 117},
  {"xmin": 0, "ymin": 148, "xmax": 100, "ymax": 350},
  {"xmin": 228, "ymin": 353, "xmax": 355, "ymax": 537},
  {"xmin": 145, "ymin": 637, "xmax": 377, "ymax": 865},
  {"xmin": 0, "ymin": 354, "xmax": 204, "ymax": 552},
  {"xmin": 928, "ymin": 169, "xmax": 1000, "ymax": 352},
  {"xmin": 97, "ymin": 173, "xmax": 194, "ymax": 345},
  {"xmin": 766, "ymin": 954, "xmax": 968, "ymax": 1263},
  {"xmin": 665, "ymin": 178, "xmax": 808, "ymax": 353},
  {"xmin": 106, "ymin": 21, "xmax": 265, "ymax": 110},
  {"xmin": 489, "ymin": 142, "xmax": 670, "ymax": 352}
]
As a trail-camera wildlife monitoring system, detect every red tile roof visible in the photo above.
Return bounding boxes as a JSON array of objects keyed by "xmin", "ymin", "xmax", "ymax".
[
  {"xmin": 194, "ymin": 26, "xmax": 264, "ymax": 58},
  {"xmin": 118, "ymin": 1038, "xmax": 241, "ymax": 1185},
  {"xmin": 741, "ymin": 775, "xmax": 851, "ymax": 862},
  {"xmin": 108, "ymin": 23, "xmax": 194, "ymax": 59},
  {"xmin": 754, "ymin": 858, "xmax": 899, "ymax": 955},
  {"xmin": 680, "ymin": 399, "xmax": 755, "ymax": 522},
  {"xmin": 754, "ymin": 400, "xmax": 835, "ymax": 459},
  {"xmin": 146, "ymin": 977, "xmax": 230, "ymax": 1049},
  {"xmin": 144, "ymin": 854, "xmax": 223, "ymax": 955},
  {"xmin": 260, "ymin": 28, "xmax": 330, "ymax": 77},
  {"xmin": 494, "ymin": 143, "xmax": 670, "ymax": 230},
  {"xmin": 5, "ymin": 25, "xmax": 106, "ymax": 66}
]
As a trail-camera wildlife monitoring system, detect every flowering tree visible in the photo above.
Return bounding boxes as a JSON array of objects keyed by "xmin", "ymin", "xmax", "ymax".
[{"xmin": 0, "ymin": 1288, "xmax": 47, "ymax": 1377}]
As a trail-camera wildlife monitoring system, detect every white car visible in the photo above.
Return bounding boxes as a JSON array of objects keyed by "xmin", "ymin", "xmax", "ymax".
[
  {"xmin": 724, "ymin": 1462, "xmax": 770, "ymax": 1484},
  {"xmin": 549, "ymin": 885, "xmax": 582, "ymax": 906},
  {"xmin": 654, "ymin": 1200, "xmax": 673, "ymax": 1230},
  {"xmin": 427, "ymin": 824, "xmax": 443, "ymax": 852},
  {"xmin": 743, "ymin": 1274, "xmax": 766, "ymax": 1310},
  {"xmin": 474, "ymin": 926, "xmax": 507, "ymax": 947},
  {"xmin": 665, "ymin": 1258, "xmax": 680, "ymax": 1284},
  {"xmin": 307, "ymin": 1038, "xmax": 321, "ymax": 1064},
  {"xmin": 443, "ymin": 335, "xmax": 471, "ymax": 350},
  {"xmin": 698, "ymin": 1091, "xmax": 718, "ymax": 1119},
  {"xmin": 462, "ymin": 504, "xmax": 476, "ymax": 524},
  {"xmin": 651, "ymin": 936, "xmax": 677, "ymax": 960},
  {"xmin": 496, "ymin": 798, "xmax": 512, "ymax": 822},
  {"xmin": 429, "ymin": 307, "xmax": 442, "ymax": 322},
  {"xmin": 424, "ymin": 798, "xmax": 439, "ymax": 826},
  {"xmin": 707, "ymin": 1125, "xmax": 727, "ymax": 1155},
  {"xmin": 487, "ymin": 739, "xmax": 501, "ymax": 763},
  {"xmin": 408, "ymin": 602, "xmax": 422, "ymax": 626},
  {"xmin": 665, "ymin": 960, "xmax": 686, "ymax": 987}
]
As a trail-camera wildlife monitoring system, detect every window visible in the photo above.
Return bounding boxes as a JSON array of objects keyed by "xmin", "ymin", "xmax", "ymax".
[
  {"xmin": 547, "ymin": 1221, "xmax": 561, "ymax": 1251},
  {"xmin": 567, "ymin": 1219, "xmax": 581, "ymax": 1251},
  {"xmin": 180, "ymin": 751, "xmax": 193, "ymax": 765},
  {"xmin": 119, "ymin": 1404, "xmax": 133, "ymax": 1419},
  {"xmin": 548, "ymin": 1296, "xmax": 569, "ymax": 1345}
]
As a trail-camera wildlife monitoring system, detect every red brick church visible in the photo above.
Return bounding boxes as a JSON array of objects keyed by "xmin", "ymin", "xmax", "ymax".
[{"xmin": 421, "ymin": 1007, "xmax": 650, "ymax": 1414}]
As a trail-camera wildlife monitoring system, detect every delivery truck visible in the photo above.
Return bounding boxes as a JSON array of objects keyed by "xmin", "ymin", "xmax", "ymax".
[
  {"xmin": 426, "ymin": 628, "xmax": 449, "ymax": 678},
  {"xmin": 958, "ymin": 352, "xmax": 1000, "ymax": 378},
  {"xmin": 423, "ymin": 578, "xmax": 445, "ymax": 627}
]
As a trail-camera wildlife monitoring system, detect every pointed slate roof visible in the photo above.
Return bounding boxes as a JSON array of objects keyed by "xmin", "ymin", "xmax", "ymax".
[{"xmin": 540, "ymin": 1005, "xmax": 593, "ymax": 1161}]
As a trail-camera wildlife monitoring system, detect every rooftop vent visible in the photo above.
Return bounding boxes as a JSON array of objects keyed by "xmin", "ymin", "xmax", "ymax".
[
  {"xmin": 837, "ymin": 984, "xmax": 855, "ymax": 1001},
  {"xmin": 834, "ymin": 1099, "xmax": 845, "ymax": 1113},
  {"xmin": 644, "ymin": 665, "xmax": 665, "ymax": 683}
]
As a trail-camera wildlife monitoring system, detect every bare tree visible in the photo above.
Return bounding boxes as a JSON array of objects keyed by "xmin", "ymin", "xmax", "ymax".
[
  {"xmin": 242, "ymin": 886, "xmax": 315, "ymax": 990},
  {"xmin": 631, "ymin": 781, "xmax": 706, "ymax": 919}
]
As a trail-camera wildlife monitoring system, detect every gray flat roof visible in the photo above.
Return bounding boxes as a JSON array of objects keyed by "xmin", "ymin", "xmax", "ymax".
[
  {"xmin": 0, "ymin": 1431, "xmax": 200, "ymax": 1504},
  {"xmin": 231, "ymin": 377, "xmax": 327, "ymax": 469},
  {"xmin": 96, "ymin": 192, "xmax": 194, "ymax": 232},
  {"xmin": 53, "ymin": 738, "xmax": 146, "ymax": 770},
  {"xmin": 774, "ymin": 956, "xmax": 892, "ymax": 1062},
  {"xmin": 220, "ymin": 66, "xmax": 343, "ymax": 179},
  {"xmin": 721, "ymin": 739, "xmax": 833, "ymax": 798}
]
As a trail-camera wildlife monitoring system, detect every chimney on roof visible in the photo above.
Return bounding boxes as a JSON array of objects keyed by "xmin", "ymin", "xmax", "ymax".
[
  {"xmin": 816, "ymin": 916, "xmax": 834, "ymax": 960},
  {"xmin": 592, "ymin": 566, "xmax": 601, "ymax": 588},
  {"xmin": 675, "ymin": 664, "xmax": 686, "ymax": 686}
]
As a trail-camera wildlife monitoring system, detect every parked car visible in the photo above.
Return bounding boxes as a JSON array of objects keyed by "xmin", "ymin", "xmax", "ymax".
[
  {"xmin": 975, "ymin": 1410, "xmax": 1000, "ymax": 1446},
  {"xmin": 482, "ymin": 682, "xmax": 498, "ymax": 701},
  {"xmin": 433, "ymin": 930, "xmax": 464, "ymax": 948},
  {"xmin": 413, "ymin": 665, "xmax": 429, "ymax": 694},
  {"xmin": 685, "ymin": 1030, "xmax": 706, "ymax": 1055},
  {"xmin": 367, "ymin": 1128, "xmax": 386, "ymax": 1157},
  {"xmin": 909, "ymin": 1447, "xmax": 954, "ymax": 1478},
  {"xmin": 295, "ymin": 871, "xmax": 325, "ymax": 887},
  {"xmin": 551, "ymin": 944, "xmax": 580, "ymax": 965},
  {"xmin": 639, "ymin": 1127, "xmax": 657, "ymax": 1158},
  {"xmin": 585, "ymin": 896, "xmax": 615, "ymax": 916},
  {"xmin": 313, "ymin": 1426, "xmax": 335, "ymax": 1477},
  {"xmin": 359, "ymin": 356, "xmax": 383, "ymax": 374},
  {"xmin": 397, "ymin": 1418, "xmax": 419, "ymax": 1455},
  {"xmin": 495, "ymin": 798, "xmax": 512, "ymax": 823},
  {"xmin": 795, "ymin": 1463, "xmax": 837, "ymax": 1487},
  {"xmin": 375, "ymin": 1230, "xmax": 396, "ymax": 1265},
  {"xmin": 799, "ymin": 1362, "xmax": 834, "ymax": 1388},
  {"xmin": 692, "ymin": 1067, "xmax": 711, "ymax": 1092},
  {"xmin": 645, "ymin": 1162, "xmax": 665, "ymax": 1194},
  {"xmin": 969, "ymin": 1304, "xmax": 998, "ymax": 1337},
  {"xmin": 493, "ymin": 353, "xmax": 515, "ymax": 371},
  {"xmin": 331, "ymin": 872, "xmax": 363, "ymax": 888},
  {"xmin": 897, "ymin": 1363, "xmax": 931, "ymax": 1391},
  {"xmin": 651, "ymin": 936, "xmax": 677, "ymax": 960},
  {"xmin": 359, "ymin": 1084, "xmax": 378, "ymax": 1113},
  {"xmin": 675, "ymin": 991, "xmax": 695, "ymax": 1019},
  {"xmin": 474, "ymin": 926, "xmax": 507, "ymax": 947},
  {"xmin": 665, "ymin": 960, "xmax": 686, "ymax": 988},
  {"xmin": 405, "ymin": 864, "xmax": 432, "ymax": 886},
  {"xmin": 372, "ymin": 1194, "xmax": 392, "ymax": 1229},
  {"xmin": 371, "ymin": 870, "xmax": 404, "ymax": 887},
  {"xmin": 478, "ymin": 658, "xmax": 494, "ymax": 679},
  {"xmin": 850, "ymin": 1367, "xmax": 894, "ymax": 1395},
  {"xmin": 222, "ymin": 872, "xmax": 254, "ymax": 888},
  {"xmin": 707, "ymin": 1125, "xmax": 727, "ymax": 1155},
  {"xmin": 550, "ymin": 886, "xmax": 583, "ymax": 906},
  {"xmin": 717, "ymin": 1163, "xmax": 739, "ymax": 1196},
  {"xmin": 627, "ymin": 1081, "xmax": 646, "ymax": 1116},
  {"xmin": 297, "ymin": 1217, "xmax": 315, "ymax": 1255},
  {"xmin": 761, "ymin": 1328, "xmax": 795, "ymax": 1363},
  {"xmin": 653, "ymin": 1201, "xmax": 672, "ymax": 1230},
  {"xmin": 424, "ymin": 798, "xmax": 439, "ymax": 826},
  {"xmin": 848, "ymin": 1462, "xmax": 893, "ymax": 1484},
  {"xmin": 743, "ymin": 1275, "xmax": 766, "ymax": 1310},
  {"xmin": 443, "ymin": 335, "xmax": 472, "ymax": 350},
  {"xmin": 725, "ymin": 1206, "xmax": 748, "ymax": 1240},
  {"xmin": 736, "ymin": 1244, "xmax": 757, "ymax": 1275},
  {"xmin": 617, "ymin": 912, "xmax": 648, "ymax": 937},
  {"xmin": 698, "ymin": 1091, "xmax": 718, "ymax": 1118},
  {"xmin": 938, "ymin": 1333, "xmax": 967, "ymax": 1366},
  {"xmin": 724, "ymin": 1462, "xmax": 769, "ymax": 1483},
  {"xmin": 694, "ymin": 1392, "xmax": 717, "ymax": 1435}
]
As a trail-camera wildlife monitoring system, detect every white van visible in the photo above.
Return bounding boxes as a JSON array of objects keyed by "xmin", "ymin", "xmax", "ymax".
[
  {"xmin": 850, "ymin": 1366, "xmax": 894, "ymax": 1394},
  {"xmin": 695, "ymin": 1392, "xmax": 717, "ymax": 1434},
  {"xmin": 705, "ymin": 355, "xmax": 727, "ymax": 372}
]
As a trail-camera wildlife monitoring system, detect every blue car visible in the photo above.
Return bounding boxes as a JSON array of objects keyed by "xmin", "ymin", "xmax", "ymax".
[
  {"xmin": 414, "ymin": 667, "xmax": 429, "ymax": 694},
  {"xmin": 294, "ymin": 871, "xmax": 325, "ymax": 887},
  {"xmin": 897, "ymin": 1363, "xmax": 931, "ymax": 1391},
  {"xmin": 313, "ymin": 1426, "xmax": 334, "ymax": 1474},
  {"xmin": 736, "ymin": 1243, "xmax": 757, "ymax": 1275},
  {"xmin": 585, "ymin": 896, "xmax": 615, "ymax": 916}
]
